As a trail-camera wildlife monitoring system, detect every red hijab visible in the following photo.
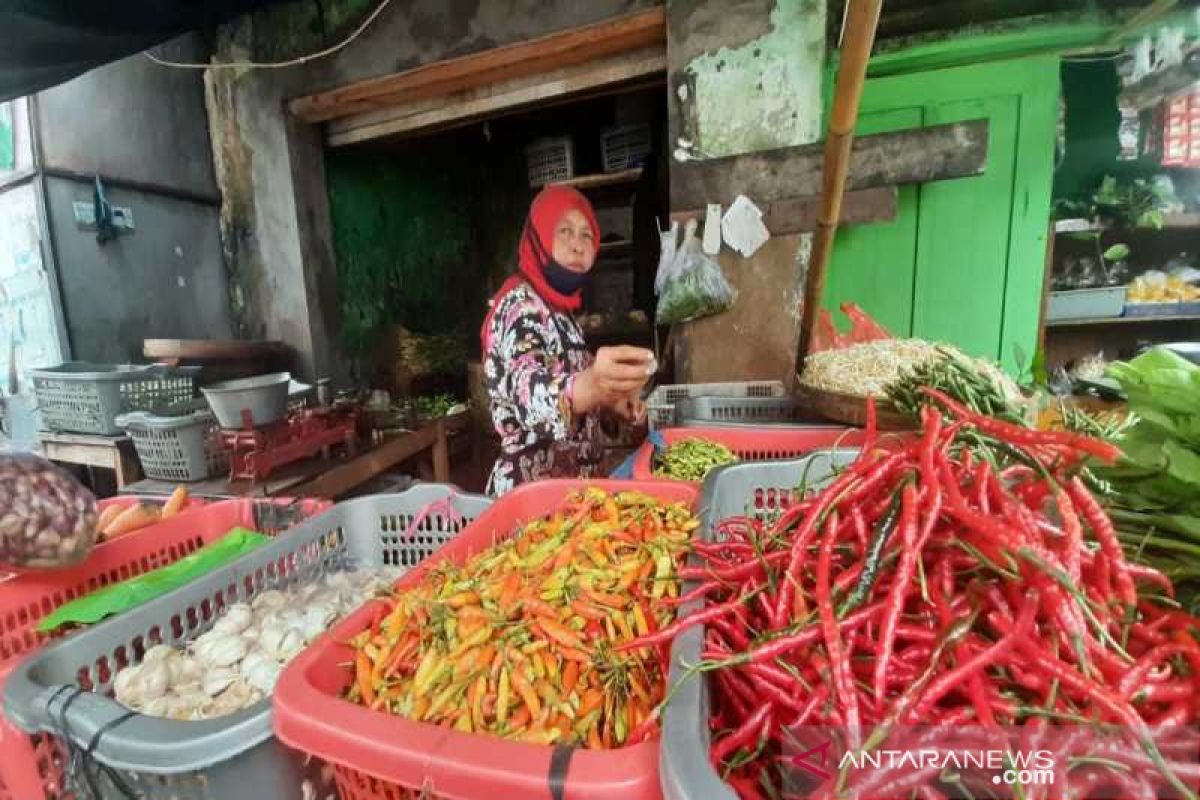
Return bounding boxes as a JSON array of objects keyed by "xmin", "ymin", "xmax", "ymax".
[
  {"xmin": 518, "ymin": 185, "xmax": 600, "ymax": 312},
  {"xmin": 481, "ymin": 185, "xmax": 600, "ymax": 352}
]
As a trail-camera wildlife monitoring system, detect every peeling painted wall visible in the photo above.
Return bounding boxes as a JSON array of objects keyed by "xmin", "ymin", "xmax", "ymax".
[
  {"xmin": 205, "ymin": 0, "xmax": 658, "ymax": 380},
  {"xmin": 667, "ymin": 0, "xmax": 825, "ymax": 382},
  {"xmin": 671, "ymin": 0, "xmax": 825, "ymax": 158}
]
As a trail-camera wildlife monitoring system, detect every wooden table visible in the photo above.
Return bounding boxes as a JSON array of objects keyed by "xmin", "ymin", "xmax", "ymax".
[
  {"xmin": 39, "ymin": 431, "xmax": 142, "ymax": 488},
  {"xmin": 119, "ymin": 418, "xmax": 458, "ymax": 500}
]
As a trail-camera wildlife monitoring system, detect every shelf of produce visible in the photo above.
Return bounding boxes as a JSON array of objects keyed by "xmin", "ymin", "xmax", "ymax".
[
  {"xmin": 1046, "ymin": 314, "xmax": 1200, "ymax": 328},
  {"xmin": 551, "ymin": 167, "xmax": 642, "ymax": 190}
]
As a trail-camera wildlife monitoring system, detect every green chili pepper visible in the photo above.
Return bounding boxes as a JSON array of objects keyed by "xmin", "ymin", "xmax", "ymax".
[{"xmin": 837, "ymin": 475, "xmax": 915, "ymax": 618}]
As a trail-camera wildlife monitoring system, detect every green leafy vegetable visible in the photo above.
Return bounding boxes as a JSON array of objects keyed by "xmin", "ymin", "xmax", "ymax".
[{"xmin": 1101, "ymin": 347, "xmax": 1200, "ymax": 611}]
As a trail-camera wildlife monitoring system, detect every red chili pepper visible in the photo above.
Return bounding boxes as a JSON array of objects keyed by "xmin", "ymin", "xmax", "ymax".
[
  {"xmin": 873, "ymin": 483, "xmax": 919, "ymax": 706},
  {"xmin": 815, "ymin": 510, "xmax": 861, "ymax": 740},
  {"xmin": 709, "ymin": 703, "xmax": 771, "ymax": 767}
]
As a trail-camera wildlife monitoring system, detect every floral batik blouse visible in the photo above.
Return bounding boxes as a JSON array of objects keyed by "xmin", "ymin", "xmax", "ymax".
[{"xmin": 483, "ymin": 281, "xmax": 603, "ymax": 495}]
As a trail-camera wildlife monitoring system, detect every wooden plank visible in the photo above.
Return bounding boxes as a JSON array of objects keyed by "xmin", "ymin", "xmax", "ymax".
[
  {"xmin": 288, "ymin": 425, "xmax": 439, "ymax": 498},
  {"xmin": 143, "ymin": 339, "xmax": 290, "ymax": 361},
  {"xmin": 670, "ymin": 119, "xmax": 989, "ymax": 210},
  {"xmin": 328, "ymin": 48, "xmax": 665, "ymax": 146},
  {"xmin": 552, "ymin": 168, "xmax": 643, "ymax": 191},
  {"xmin": 432, "ymin": 421, "xmax": 450, "ymax": 483},
  {"xmin": 42, "ymin": 441, "xmax": 121, "ymax": 470},
  {"xmin": 292, "ymin": 8, "xmax": 666, "ymax": 123},
  {"xmin": 671, "ymin": 187, "xmax": 896, "ymax": 236}
]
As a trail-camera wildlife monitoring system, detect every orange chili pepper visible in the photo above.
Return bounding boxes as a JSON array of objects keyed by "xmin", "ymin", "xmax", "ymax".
[
  {"xmin": 355, "ymin": 650, "xmax": 376, "ymax": 706},
  {"xmin": 578, "ymin": 688, "xmax": 604, "ymax": 719},
  {"xmin": 498, "ymin": 573, "xmax": 522, "ymax": 611},
  {"xmin": 522, "ymin": 596, "xmax": 559, "ymax": 618},
  {"xmin": 585, "ymin": 590, "xmax": 629, "ymax": 609},
  {"xmin": 562, "ymin": 660, "xmax": 580, "ymax": 694},
  {"xmin": 558, "ymin": 646, "xmax": 592, "ymax": 663},
  {"xmin": 510, "ymin": 670, "xmax": 542, "ymax": 720},
  {"xmin": 509, "ymin": 703, "xmax": 532, "ymax": 731},
  {"xmin": 587, "ymin": 725, "xmax": 604, "ymax": 750},
  {"xmin": 570, "ymin": 599, "xmax": 607, "ymax": 621},
  {"xmin": 536, "ymin": 617, "xmax": 585, "ymax": 650}
]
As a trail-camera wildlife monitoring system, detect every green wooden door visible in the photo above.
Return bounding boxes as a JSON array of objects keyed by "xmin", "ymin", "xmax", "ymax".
[{"xmin": 823, "ymin": 57, "xmax": 1058, "ymax": 373}]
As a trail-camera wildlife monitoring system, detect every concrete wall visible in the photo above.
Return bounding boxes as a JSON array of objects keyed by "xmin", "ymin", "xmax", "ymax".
[
  {"xmin": 31, "ymin": 33, "xmax": 233, "ymax": 364},
  {"xmin": 206, "ymin": 0, "xmax": 659, "ymax": 381},
  {"xmin": 667, "ymin": 0, "xmax": 825, "ymax": 383},
  {"xmin": 36, "ymin": 36, "xmax": 218, "ymax": 197},
  {"xmin": 43, "ymin": 177, "xmax": 231, "ymax": 363}
]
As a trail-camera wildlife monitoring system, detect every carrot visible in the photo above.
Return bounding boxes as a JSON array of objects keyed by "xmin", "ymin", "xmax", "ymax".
[
  {"xmin": 95, "ymin": 503, "xmax": 123, "ymax": 533},
  {"xmin": 103, "ymin": 503, "xmax": 157, "ymax": 538},
  {"xmin": 161, "ymin": 486, "xmax": 189, "ymax": 518}
]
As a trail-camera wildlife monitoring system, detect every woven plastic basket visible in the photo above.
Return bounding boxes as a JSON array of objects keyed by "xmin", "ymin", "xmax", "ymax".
[
  {"xmin": 116, "ymin": 399, "xmax": 229, "ymax": 482},
  {"xmin": 273, "ymin": 479, "xmax": 699, "ymax": 800},
  {"xmin": 659, "ymin": 452, "xmax": 859, "ymax": 800},
  {"xmin": 3, "ymin": 486, "xmax": 489, "ymax": 800},
  {"xmin": 525, "ymin": 136, "xmax": 574, "ymax": 187},
  {"xmin": 601, "ymin": 122, "xmax": 652, "ymax": 172},
  {"xmin": 0, "ymin": 497, "xmax": 328, "ymax": 800},
  {"xmin": 646, "ymin": 381, "xmax": 785, "ymax": 430},
  {"xmin": 31, "ymin": 363, "xmax": 199, "ymax": 436}
]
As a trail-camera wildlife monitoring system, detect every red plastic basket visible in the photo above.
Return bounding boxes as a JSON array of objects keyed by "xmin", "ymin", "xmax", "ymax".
[
  {"xmin": 631, "ymin": 426, "xmax": 866, "ymax": 481},
  {"xmin": 0, "ymin": 496, "xmax": 329, "ymax": 800},
  {"xmin": 274, "ymin": 479, "xmax": 699, "ymax": 800}
]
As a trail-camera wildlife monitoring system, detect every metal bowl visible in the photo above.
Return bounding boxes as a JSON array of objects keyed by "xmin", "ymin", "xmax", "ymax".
[{"xmin": 201, "ymin": 372, "xmax": 291, "ymax": 428}]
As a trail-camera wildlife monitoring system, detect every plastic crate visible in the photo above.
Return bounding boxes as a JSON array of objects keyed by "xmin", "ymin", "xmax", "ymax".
[
  {"xmin": 0, "ymin": 496, "xmax": 330, "ymax": 800},
  {"xmin": 659, "ymin": 452, "xmax": 859, "ymax": 800},
  {"xmin": 631, "ymin": 426, "xmax": 864, "ymax": 481},
  {"xmin": 273, "ymin": 479, "xmax": 699, "ymax": 800},
  {"xmin": 646, "ymin": 381, "xmax": 785, "ymax": 431},
  {"xmin": 2, "ymin": 485, "xmax": 488, "ymax": 800},
  {"xmin": 525, "ymin": 136, "xmax": 574, "ymax": 187},
  {"xmin": 673, "ymin": 396, "xmax": 838, "ymax": 428},
  {"xmin": 116, "ymin": 398, "xmax": 230, "ymax": 481},
  {"xmin": 31, "ymin": 362, "xmax": 200, "ymax": 436},
  {"xmin": 601, "ymin": 122, "xmax": 652, "ymax": 172}
]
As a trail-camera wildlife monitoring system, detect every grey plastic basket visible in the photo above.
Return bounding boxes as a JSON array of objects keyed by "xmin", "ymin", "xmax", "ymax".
[
  {"xmin": 31, "ymin": 363, "xmax": 200, "ymax": 436},
  {"xmin": 674, "ymin": 396, "xmax": 839, "ymax": 428},
  {"xmin": 660, "ymin": 451, "xmax": 860, "ymax": 800},
  {"xmin": 3, "ymin": 485, "xmax": 491, "ymax": 800},
  {"xmin": 646, "ymin": 381, "xmax": 785, "ymax": 431},
  {"xmin": 116, "ymin": 399, "xmax": 229, "ymax": 482}
]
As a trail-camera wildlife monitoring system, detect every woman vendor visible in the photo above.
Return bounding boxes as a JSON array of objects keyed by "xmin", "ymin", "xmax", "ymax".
[{"xmin": 482, "ymin": 185, "xmax": 655, "ymax": 495}]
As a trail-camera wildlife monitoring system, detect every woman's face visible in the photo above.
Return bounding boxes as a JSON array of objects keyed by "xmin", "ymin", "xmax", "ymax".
[{"xmin": 551, "ymin": 209, "xmax": 597, "ymax": 273}]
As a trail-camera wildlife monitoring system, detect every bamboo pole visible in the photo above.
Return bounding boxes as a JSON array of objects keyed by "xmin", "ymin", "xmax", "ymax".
[{"xmin": 795, "ymin": 0, "xmax": 883, "ymax": 374}]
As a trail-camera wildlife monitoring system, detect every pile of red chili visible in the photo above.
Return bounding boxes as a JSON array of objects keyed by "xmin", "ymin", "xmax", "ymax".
[{"xmin": 621, "ymin": 389, "xmax": 1200, "ymax": 799}]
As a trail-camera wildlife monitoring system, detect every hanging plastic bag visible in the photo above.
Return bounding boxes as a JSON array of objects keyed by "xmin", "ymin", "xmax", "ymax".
[
  {"xmin": 808, "ymin": 303, "xmax": 893, "ymax": 353},
  {"xmin": 654, "ymin": 219, "xmax": 679, "ymax": 296},
  {"xmin": 656, "ymin": 218, "xmax": 737, "ymax": 325}
]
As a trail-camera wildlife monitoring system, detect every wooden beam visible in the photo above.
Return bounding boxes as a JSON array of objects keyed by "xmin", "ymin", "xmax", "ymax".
[
  {"xmin": 671, "ymin": 186, "xmax": 897, "ymax": 236},
  {"xmin": 327, "ymin": 47, "xmax": 665, "ymax": 146},
  {"xmin": 798, "ymin": 0, "xmax": 883, "ymax": 364},
  {"xmin": 670, "ymin": 118, "xmax": 988, "ymax": 211},
  {"xmin": 291, "ymin": 8, "xmax": 666, "ymax": 123}
]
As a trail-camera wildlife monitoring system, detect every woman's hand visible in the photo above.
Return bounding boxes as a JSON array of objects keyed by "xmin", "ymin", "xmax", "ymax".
[
  {"xmin": 610, "ymin": 395, "xmax": 647, "ymax": 425},
  {"xmin": 572, "ymin": 346, "xmax": 654, "ymax": 415}
]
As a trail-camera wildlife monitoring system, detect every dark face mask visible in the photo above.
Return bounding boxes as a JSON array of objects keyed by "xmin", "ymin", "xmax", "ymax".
[{"xmin": 542, "ymin": 258, "xmax": 588, "ymax": 296}]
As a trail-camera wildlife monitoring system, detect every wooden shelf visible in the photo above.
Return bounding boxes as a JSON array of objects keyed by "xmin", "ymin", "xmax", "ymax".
[
  {"xmin": 1047, "ymin": 314, "xmax": 1200, "ymax": 329},
  {"xmin": 552, "ymin": 168, "xmax": 642, "ymax": 190},
  {"xmin": 598, "ymin": 239, "xmax": 633, "ymax": 255}
]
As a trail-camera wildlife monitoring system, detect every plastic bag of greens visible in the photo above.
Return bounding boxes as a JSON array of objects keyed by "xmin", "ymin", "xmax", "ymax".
[{"xmin": 656, "ymin": 218, "xmax": 736, "ymax": 325}]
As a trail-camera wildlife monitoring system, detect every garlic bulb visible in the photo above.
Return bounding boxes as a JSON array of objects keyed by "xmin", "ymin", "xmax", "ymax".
[
  {"xmin": 142, "ymin": 696, "xmax": 170, "ymax": 717},
  {"xmin": 252, "ymin": 590, "xmax": 288, "ymax": 613},
  {"xmin": 194, "ymin": 632, "xmax": 247, "ymax": 668},
  {"xmin": 258, "ymin": 623, "xmax": 287, "ymax": 659},
  {"xmin": 243, "ymin": 658, "xmax": 282, "ymax": 694},
  {"xmin": 113, "ymin": 666, "xmax": 140, "ymax": 706},
  {"xmin": 202, "ymin": 666, "xmax": 239, "ymax": 697},
  {"xmin": 138, "ymin": 660, "xmax": 170, "ymax": 701},
  {"xmin": 278, "ymin": 629, "xmax": 306, "ymax": 660},
  {"xmin": 298, "ymin": 604, "xmax": 336, "ymax": 642},
  {"xmin": 212, "ymin": 603, "xmax": 253, "ymax": 635},
  {"xmin": 167, "ymin": 654, "xmax": 203, "ymax": 688},
  {"xmin": 143, "ymin": 644, "xmax": 175, "ymax": 664}
]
